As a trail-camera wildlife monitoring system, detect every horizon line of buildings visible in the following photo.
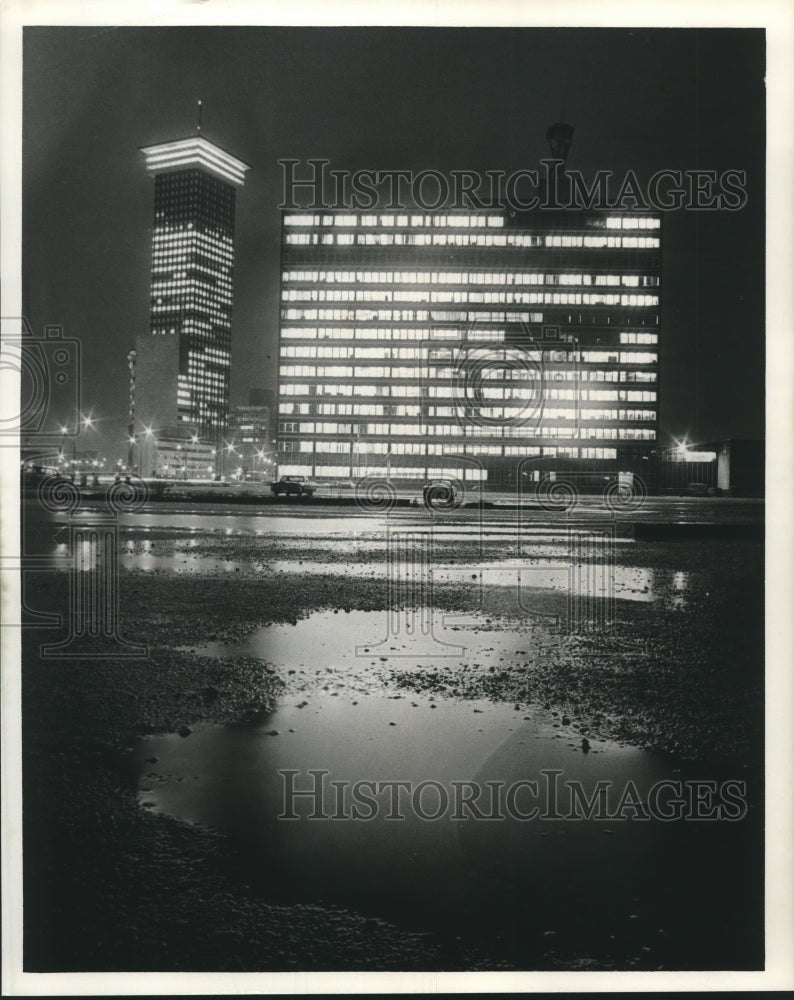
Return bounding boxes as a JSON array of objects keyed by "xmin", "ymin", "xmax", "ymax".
[{"xmin": 115, "ymin": 125, "xmax": 759, "ymax": 494}]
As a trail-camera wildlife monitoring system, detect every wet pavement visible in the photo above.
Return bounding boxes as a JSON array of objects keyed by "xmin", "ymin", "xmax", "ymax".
[
  {"xmin": 21, "ymin": 495, "xmax": 765, "ymax": 970},
  {"xmin": 134, "ymin": 608, "xmax": 762, "ymax": 968}
]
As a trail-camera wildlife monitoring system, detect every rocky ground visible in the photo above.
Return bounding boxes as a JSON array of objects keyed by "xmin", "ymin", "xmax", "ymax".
[{"xmin": 20, "ymin": 513, "xmax": 764, "ymax": 972}]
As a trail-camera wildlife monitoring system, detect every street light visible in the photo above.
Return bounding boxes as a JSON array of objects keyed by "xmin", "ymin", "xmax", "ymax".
[{"xmin": 58, "ymin": 412, "xmax": 97, "ymax": 478}]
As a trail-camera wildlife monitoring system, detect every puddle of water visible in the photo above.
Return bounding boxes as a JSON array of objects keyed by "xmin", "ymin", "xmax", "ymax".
[
  {"xmin": 137, "ymin": 610, "xmax": 754, "ymax": 955},
  {"xmin": 120, "ymin": 540, "xmax": 675, "ymax": 604}
]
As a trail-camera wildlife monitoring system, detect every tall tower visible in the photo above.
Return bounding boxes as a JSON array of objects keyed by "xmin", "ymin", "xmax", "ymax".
[{"xmin": 135, "ymin": 132, "xmax": 250, "ymax": 471}]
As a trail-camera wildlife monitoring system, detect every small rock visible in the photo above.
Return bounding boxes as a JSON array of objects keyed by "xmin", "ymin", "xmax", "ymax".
[
  {"xmin": 581, "ymin": 737, "xmax": 591, "ymax": 753},
  {"xmin": 178, "ymin": 726, "xmax": 193, "ymax": 738},
  {"xmin": 265, "ymin": 729, "xmax": 279, "ymax": 736}
]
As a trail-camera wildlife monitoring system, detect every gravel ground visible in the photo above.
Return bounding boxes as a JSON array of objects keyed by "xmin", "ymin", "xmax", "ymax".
[{"xmin": 21, "ymin": 516, "xmax": 764, "ymax": 972}]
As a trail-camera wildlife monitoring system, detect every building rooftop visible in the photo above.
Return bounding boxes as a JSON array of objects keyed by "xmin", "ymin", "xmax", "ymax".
[{"xmin": 140, "ymin": 135, "xmax": 250, "ymax": 186}]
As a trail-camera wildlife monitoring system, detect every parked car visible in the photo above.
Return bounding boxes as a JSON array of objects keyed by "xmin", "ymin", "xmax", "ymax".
[
  {"xmin": 270, "ymin": 475, "xmax": 316, "ymax": 497},
  {"xmin": 422, "ymin": 478, "xmax": 462, "ymax": 510}
]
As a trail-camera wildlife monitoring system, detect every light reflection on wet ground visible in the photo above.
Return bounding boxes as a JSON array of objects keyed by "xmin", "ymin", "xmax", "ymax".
[
  {"xmin": 112, "ymin": 542, "xmax": 679, "ymax": 605},
  {"xmin": 137, "ymin": 609, "xmax": 750, "ymax": 954}
]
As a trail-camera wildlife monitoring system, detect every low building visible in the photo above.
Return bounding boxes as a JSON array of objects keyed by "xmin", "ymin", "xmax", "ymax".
[
  {"xmin": 228, "ymin": 402, "xmax": 273, "ymax": 480},
  {"xmin": 658, "ymin": 438, "xmax": 763, "ymax": 497},
  {"xmin": 137, "ymin": 425, "xmax": 216, "ymax": 480}
]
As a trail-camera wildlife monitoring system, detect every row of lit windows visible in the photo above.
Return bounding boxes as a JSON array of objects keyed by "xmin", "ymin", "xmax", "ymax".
[
  {"xmin": 153, "ymin": 226, "xmax": 232, "ymax": 246},
  {"xmin": 153, "ymin": 266, "xmax": 230, "ymax": 283},
  {"xmin": 284, "ymin": 212, "xmax": 659, "ymax": 230},
  {"xmin": 279, "ymin": 417, "xmax": 657, "ymax": 436},
  {"xmin": 284, "ymin": 213, "xmax": 506, "ymax": 228},
  {"xmin": 152, "ymin": 246, "xmax": 233, "ymax": 266},
  {"xmin": 279, "ymin": 400, "xmax": 655, "ymax": 422},
  {"xmin": 278, "ymin": 426, "xmax": 641, "ymax": 448},
  {"xmin": 284, "ymin": 231, "xmax": 660, "ymax": 249},
  {"xmin": 279, "ymin": 386, "xmax": 656, "ymax": 421},
  {"xmin": 280, "ymin": 385, "xmax": 656, "ymax": 405},
  {"xmin": 583, "ymin": 351, "xmax": 656, "ymax": 364},
  {"xmin": 620, "ymin": 332, "xmax": 658, "ymax": 345},
  {"xmin": 605, "ymin": 217, "xmax": 661, "ymax": 229},
  {"xmin": 279, "ymin": 344, "xmax": 655, "ymax": 365},
  {"xmin": 282, "ymin": 289, "xmax": 659, "ymax": 307},
  {"xmin": 279, "ymin": 361, "xmax": 655, "ymax": 379},
  {"xmin": 152, "ymin": 241, "xmax": 232, "ymax": 264},
  {"xmin": 281, "ymin": 327, "xmax": 659, "ymax": 349},
  {"xmin": 152, "ymin": 310, "xmax": 231, "ymax": 326},
  {"xmin": 282, "ymin": 307, "xmax": 657, "ymax": 324},
  {"xmin": 153, "ymin": 286, "xmax": 232, "ymax": 304},
  {"xmin": 189, "ymin": 347, "xmax": 231, "ymax": 362},
  {"xmin": 280, "ymin": 422, "xmax": 656, "ymax": 442},
  {"xmin": 153, "ymin": 275, "xmax": 231, "ymax": 293},
  {"xmin": 153, "ymin": 264, "xmax": 232, "ymax": 284},
  {"xmin": 282, "ymin": 326, "xmax": 467, "ymax": 341},
  {"xmin": 282, "ymin": 269, "xmax": 659, "ymax": 288},
  {"xmin": 280, "ymin": 325, "xmax": 543, "ymax": 340}
]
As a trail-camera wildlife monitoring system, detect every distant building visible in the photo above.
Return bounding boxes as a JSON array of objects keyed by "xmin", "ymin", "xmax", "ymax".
[
  {"xmin": 659, "ymin": 439, "xmax": 764, "ymax": 497},
  {"xmin": 275, "ymin": 208, "xmax": 661, "ymax": 487},
  {"xmin": 134, "ymin": 132, "xmax": 250, "ymax": 475},
  {"xmin": 228, "ymin": 397, "xmax": 272, "ymax": 479},
  {"xmin": 148, "ymin": 426, "xmax": 216, "ymax": 480}
]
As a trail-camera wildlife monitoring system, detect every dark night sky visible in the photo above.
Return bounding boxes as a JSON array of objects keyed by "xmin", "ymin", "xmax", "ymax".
[{"xmin": 22, "ymin": 26, "xmax": 765, "ymax": 459}]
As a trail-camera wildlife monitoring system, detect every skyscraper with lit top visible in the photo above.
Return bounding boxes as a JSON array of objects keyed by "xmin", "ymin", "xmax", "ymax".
[{"xmin": 134, "ymin": 127, "xmax": 249, "ymax": 475}]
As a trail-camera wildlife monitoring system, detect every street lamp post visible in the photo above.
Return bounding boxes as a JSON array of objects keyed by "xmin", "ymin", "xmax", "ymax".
[{"xmin": 60, "ymin": 413, "xmax": 96, "ymax": 479}]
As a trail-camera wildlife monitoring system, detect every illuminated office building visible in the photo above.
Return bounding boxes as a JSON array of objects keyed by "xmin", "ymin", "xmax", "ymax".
[
  {"xmin": 276, "ymin": 209, "xmax": 661, "ymax": 488},
  {"xmin": 134, "ymin": 134, "xmax": 250, "ymax": 473}
]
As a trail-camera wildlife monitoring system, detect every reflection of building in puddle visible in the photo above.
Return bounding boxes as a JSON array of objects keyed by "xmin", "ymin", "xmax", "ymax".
[
  {"xmin": 430, "ymin": 561, "xmax": 655, "ymax": 602},
  {"xmin": 670, "ymin": 570, "xmax": 689, "ymax": 609}
]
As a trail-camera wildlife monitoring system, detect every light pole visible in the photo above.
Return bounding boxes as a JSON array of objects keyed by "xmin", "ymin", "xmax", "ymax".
[
  {"xmin": 223, "ymin": 440, "xmax": 237, "ymax": 481},
  {"xmin": 127, "ymin": 349, "xmax": 136, "ymax": 472},
  {"xmin": 60, "ymin": 413, "xmax": 96, "ymax": 479}
]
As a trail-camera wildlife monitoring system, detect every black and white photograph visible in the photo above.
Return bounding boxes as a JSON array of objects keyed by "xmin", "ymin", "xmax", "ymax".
[{"xmin": 2, "ymin": 0, "xmax": 793, "ymax": 994}]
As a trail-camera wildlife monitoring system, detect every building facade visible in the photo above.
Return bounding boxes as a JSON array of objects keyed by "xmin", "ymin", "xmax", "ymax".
[
  {"xmin": 134, "ymin": 134, "xmax": 250, "ymax": 474},
  {"xmin": 149, "ymin": 426, "xmax": 216, "ymax": 480},
  {"xmin": 228, "ymin": 397, "xmax": 272, "ymax": 479},
  {"xmin": 275, "ymin": 209, "xmax": 661, "ymax": 489}
]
